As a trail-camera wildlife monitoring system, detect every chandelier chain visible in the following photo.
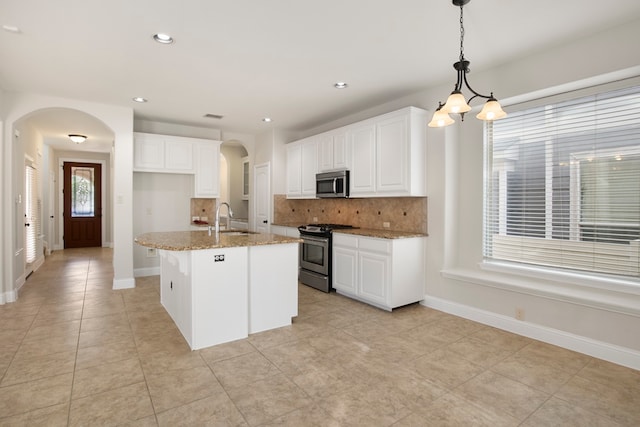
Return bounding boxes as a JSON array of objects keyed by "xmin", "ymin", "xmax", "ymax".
[{"xmin": 459, "ymin": 4, "xmax": 465, "ymax": 61}]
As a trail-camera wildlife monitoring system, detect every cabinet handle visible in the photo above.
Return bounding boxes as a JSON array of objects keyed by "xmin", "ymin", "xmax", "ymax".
[
  {"xmin": 170, "ymin": 281, "xmax": 173, "ymax": 290},
  {"xmin": 263, "ymin": 220, "xmax": 268, "ymax": 224}
]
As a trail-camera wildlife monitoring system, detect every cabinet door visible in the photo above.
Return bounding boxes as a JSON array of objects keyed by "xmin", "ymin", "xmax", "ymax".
[
  {"xmin": 164, "ymin": 139, "xmax": 194, "ymax": 172},
  {"xmin": 333, "ymin": 130, "xmax": 349, "ymax": 170},
  {"xmin": 349, "ymin": 122, "xmax": 376, "ymax": 196},
  {"xmin": 317, "ymin": 133, "xmax": 334, "ymax": 172},
  {"xmin": 301, "ymin": 140, "xmax": 318, "ymax": 197},
  {"xmin": 333, "ymin": 246, "xmax": 358, "ymax": 295},
  {"xmin": 134, "ymin": 134, "xmax": 164, "ymax": 171},
  {"xmin": 358, "ymin": 250, "xmax": 389, "ymax": 306},
  {"xmin": 376, "ymin": 113, "xmax": 409, "ymax": 194},
  {"xmin": 194, "ymin": 142, "xmax": 220, "ymax": 198},
  {"xmin": 242, "ymin": 157, "xmax": 249, "ymax": 200},
  {"xmin": 286, "ymin": 143, "xmax": 302, "ymax": 197}
]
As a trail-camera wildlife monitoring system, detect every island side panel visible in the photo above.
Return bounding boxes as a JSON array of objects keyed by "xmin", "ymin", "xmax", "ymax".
[
  {"xmin": 190, "ymin": 246, "xmax": 249, "ymax": 349},
  {"xmin": 159, "ymin": 250, "xmax": 193, "ymax": 346},
  {"xmin": 248, "ymin": 242, "xmax": 299, "ymax": 334}
]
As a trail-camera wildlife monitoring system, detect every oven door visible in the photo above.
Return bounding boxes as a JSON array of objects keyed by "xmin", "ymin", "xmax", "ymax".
[{"xmin": 299, "ymin": 234, "xmax": 329, "ymax": 276}]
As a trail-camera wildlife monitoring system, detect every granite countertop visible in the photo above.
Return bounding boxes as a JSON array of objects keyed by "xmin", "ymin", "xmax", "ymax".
[
  {"xmin": 334, "ymin": 228, "xmax": 427, "ymax": 239},
  {"xmin": 135, "ymin": 230, "xmax": 301, "ymax": 251}
]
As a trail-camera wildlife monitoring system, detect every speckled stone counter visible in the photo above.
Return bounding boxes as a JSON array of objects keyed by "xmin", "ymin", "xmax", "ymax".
[
  {"xmin": 135, "ymin": 230, "xmax": 301, "ymax": 251},
  {"xmin": 334, "ymin": 228, "xmax": 426, "ymax": 239}
]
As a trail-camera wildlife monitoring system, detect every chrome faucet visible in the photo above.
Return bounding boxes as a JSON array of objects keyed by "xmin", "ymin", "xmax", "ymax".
[{"xmin": 215, "ymin": 202, "xmax": 233, "ymax": 235}]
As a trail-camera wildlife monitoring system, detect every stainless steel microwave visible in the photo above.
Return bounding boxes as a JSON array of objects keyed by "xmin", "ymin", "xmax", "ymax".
[{"xmin": 316, "ymin": 170, "xmax": 349, "ymax": 198}]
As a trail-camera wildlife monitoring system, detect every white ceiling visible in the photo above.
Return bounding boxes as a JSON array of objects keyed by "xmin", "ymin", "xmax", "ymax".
[{"xmin": 2, "ymin": 0, "xmax": 640, "ymax": 152}]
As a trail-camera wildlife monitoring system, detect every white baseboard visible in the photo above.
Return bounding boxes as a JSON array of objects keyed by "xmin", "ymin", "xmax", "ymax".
[
  {"xmin": 422, "ymin": 296, "xmax": 640, "ymax": 371},
  {"xmin": 112, "ymin": 277, "xmax": 136, "ymax": 290},
  {"xmin": 134, "ymin": 267, "xmax": 160, "ymax": 277},
  {"xmin": 0, "ymin": 289, "xmax": 17, "ymax": 304}
]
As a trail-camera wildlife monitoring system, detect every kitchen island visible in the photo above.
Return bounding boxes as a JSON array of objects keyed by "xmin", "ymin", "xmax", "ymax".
[{"xmin": 135, "ymin": 230, "xmax": 301, "ymax": 350}]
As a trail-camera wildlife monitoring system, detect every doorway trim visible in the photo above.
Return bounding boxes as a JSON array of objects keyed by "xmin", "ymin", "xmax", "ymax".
[{"xmin": 57, "ymin": 157, "xmax": 107, "ymax": 250}]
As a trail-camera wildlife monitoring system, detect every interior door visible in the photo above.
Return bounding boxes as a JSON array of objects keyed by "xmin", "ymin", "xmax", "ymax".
[
  {"xmin": 63, "ymin": 162, "xmax": 102, "ymax": 248},
  {"xmin": 24, "ymin": 160, "xmax": 38, "ymax": 276},
  {"xmin": 254, "ymin": 162, "xmax": 270, "ymax": 233}
]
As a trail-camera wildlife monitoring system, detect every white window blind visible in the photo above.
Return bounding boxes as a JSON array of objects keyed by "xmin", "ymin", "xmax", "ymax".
[{"xmin": 484, "ymin": 85, "xmax": 640, "ymax": 279}]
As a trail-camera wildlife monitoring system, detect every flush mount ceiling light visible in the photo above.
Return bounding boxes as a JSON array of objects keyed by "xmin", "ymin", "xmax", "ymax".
[
  {"xmin": 428, "ymin": 0, "xmax": 507, "ymax": 128},
  {"xmin": 68, "ymin": 134, "xmax": 87, "ymax": 144},
  {"xmin": 262, "ymin": 117, "xmax": 272, "ymax": 123},
  {"xmin": 334, "ymin": 82, "xmax": 348, "ymax": 89},
  {"xmin": 153, "ymin": 33, "xmax": 173, "ymax": 44},
  {"xmin": 132, "ymin": 97, "xmax": 148, "ymax": 103}
]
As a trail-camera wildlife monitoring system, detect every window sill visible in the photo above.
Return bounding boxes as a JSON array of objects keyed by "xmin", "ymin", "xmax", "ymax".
[{"xmin": 441, "ymin": 262, "xmax": 640, "ymax": 317}]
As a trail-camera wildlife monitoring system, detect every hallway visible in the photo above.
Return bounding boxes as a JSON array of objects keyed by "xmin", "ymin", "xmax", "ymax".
[{"xmin": 1, "ymin": 248, "xmax": 639, "ymax": 425}]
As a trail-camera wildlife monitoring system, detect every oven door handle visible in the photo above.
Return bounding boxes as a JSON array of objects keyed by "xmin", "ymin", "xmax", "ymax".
[
  {"xmin": 332, "ymin": 178, "xmax": 337, "ymax": 194},
  {"xmin": 301, "ymin": 235, "xmax": 329, "ymax": 244}
]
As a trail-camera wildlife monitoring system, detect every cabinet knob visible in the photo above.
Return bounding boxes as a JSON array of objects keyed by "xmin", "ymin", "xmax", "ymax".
[{"xmin": 263, "ymin": 220, "xmax": 268, "ymax": 224}]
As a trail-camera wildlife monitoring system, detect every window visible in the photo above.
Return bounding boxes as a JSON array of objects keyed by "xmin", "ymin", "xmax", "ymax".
[{"xmin": 484, "ymin": 85, "xmax": 640, "ymax": 279}]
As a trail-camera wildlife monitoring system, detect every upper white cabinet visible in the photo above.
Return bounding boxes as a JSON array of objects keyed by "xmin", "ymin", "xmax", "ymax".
[
  {"xmin": 285, "ymin": 106, "xmax": 427, "ymax": 199},
  {"xmin": 318, "ymin": 129, "xmax": 349, "ymax": 172},
  {"xmin": 133, "ymin": 132, "xmax": 194, "ymax": 173},
  {"xmin": 241, "ymin": 156, "xmax": 249, "ymax": 200},
  {"xmin": 286, "ymin": 137, "xmax": 318, "ymax": 199},
  {"xmin": 134, "ymin": 132, "xmax": 221, "ymax": 198},
  {"xmin": 193, "ymin": 141, "xmax": 221, "ymax": 198},
  {"xmin": 350, "ymin": 107, "xmax": 427, "ymax": 197}
]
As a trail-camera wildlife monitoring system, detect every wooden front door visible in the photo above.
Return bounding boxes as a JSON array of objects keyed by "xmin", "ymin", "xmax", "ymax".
[{"xmin": 63, "ymin": 162, "xmax": 102, "ymax": 248}]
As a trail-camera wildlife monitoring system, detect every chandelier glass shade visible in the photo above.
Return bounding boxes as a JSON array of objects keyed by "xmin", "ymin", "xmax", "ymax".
[{"xmin": 428, "ymin": 0, "xmax": 507, "ymax": 128}]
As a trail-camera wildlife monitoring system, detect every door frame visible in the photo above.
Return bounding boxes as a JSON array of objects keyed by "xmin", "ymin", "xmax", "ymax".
[{"xmin": 57, "ymin": 157, "xmax": 107, "ymax": 250}]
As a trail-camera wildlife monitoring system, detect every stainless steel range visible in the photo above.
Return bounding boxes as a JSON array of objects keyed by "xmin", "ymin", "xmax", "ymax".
[{"xmin": 298, "ymin": 223, "xmax": 356, "ymax": 292}]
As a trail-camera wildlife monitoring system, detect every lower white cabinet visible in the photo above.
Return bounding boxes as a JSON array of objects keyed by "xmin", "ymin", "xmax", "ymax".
[
  {"xmin": 333, "ymin": 233, "xmax": 425, "ymax": 310},
  {"xmin": 270, "ymin": 225, "xmax": 300, "ymax": 237}
]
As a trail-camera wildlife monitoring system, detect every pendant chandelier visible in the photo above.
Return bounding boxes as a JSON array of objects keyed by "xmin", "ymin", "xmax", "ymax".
[{"xmin": 428, "ymin": 0, "xmax": 507, "ymax": 127}]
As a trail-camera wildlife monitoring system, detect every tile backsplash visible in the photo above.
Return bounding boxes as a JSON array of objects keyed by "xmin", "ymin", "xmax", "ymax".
[
  {"xmin": 190, "ymin": 198, "xmax": 215, "ymax": 223},
  {"xmin": 273, "ymin": 195, "xmax": 427, "ymax": 234}
]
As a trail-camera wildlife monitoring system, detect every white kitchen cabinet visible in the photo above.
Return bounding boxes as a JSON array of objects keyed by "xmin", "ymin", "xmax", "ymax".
[
  {"xmin": 349, "ymin": 121, "xmax": 377, "ymax": 195},
  {"xmin": 332, "ymin": 233, "xmax": 425, "ymax": 310},
  {"xmin": 133, "ymin": 132, "xmax": 194, "ymax": 173},
  {"xmin": 318, "ymin": 129, "xmax": 349, "ymax": 172},
  {"xmin": 193, "ymin": 141, "xmax": 221, "ymax": 198},
  {"xmin": 350, "ymin": 107, "xmax": 427, "ymax": 197},
  {"xmin": 286, "ymin": 137, "xmax": 318, "ymax": 199}
]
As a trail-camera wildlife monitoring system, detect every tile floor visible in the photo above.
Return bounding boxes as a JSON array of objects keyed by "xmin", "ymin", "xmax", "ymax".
[{"xmin": 1, "ymin": 247, "xmax": 639, "ymax": 426}]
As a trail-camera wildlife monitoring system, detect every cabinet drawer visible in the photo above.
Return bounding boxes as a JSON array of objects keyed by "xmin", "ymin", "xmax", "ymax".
[
  {"xmin": 333, "ymin": 233, "xmax": 358, "ymax": 248},
  {"xmin": 358, "ymin": 237, "xmax": 391, "ymax": 254}
]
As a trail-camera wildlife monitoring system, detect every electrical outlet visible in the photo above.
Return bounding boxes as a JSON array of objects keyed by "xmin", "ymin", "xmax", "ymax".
[
  {"xmin": 313, "ymin": 217, "xmax": 318, "ymax": 222},
  {"xmin": 146, "ymin": 248, "xmax": 157, "ymax": 257},
  {"xmin": 383, "ymin": 221, "xmax": 390, "ymax": 228},
  {"xmin": 515, "ymin": 308, "xmax": 525, "ymax": 321}
]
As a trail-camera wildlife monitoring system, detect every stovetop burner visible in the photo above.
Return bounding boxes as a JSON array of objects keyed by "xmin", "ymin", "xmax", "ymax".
[{"xmin": 298, "ymin": 223, "xmax": 357, "ymax": 235}]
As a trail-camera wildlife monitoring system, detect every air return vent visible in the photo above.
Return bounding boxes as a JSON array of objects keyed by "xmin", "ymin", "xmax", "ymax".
[{"xmin": 203, "ymin": 114, "xmax": 224, "ymax": 119}]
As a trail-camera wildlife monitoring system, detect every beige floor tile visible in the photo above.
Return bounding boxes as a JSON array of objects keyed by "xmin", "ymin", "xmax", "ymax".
[
  {"xmin": 406, "ymin": 393, "xmax": 520, "ymax": 427},
  {"xmin": 516, "ymin": 341, "xmax": 592, "ymax": 374},
  {"xmin": 261, "ymin": 340, "xmax": 324, "ymax": 377},
  {"xmin": 2, "ymin": 350, "xmax": 76, "ymax": 386},
  {"xmin": 411, "ymin": 348, "xmax": 485, "ymax": 390},
  {"xmin": 211, "ymin": 351, "xmax": 281, "ymax": 389},
  {"xmin": 79, "ymin": 312, "xmax": 130, "ymax": 332},
  {"xmin": 556, "ymin": 375, "xmax": 640, "ymax": 426},
  {"xmin": 77, "ymin": 322, "xmax": 134, "ymax": 348},
  {"xmin": 146, "ymin": 366, "xmax": 225, "ymax": 413},
  {"xmin": 435, "ymin": 316, "xmax": 487, "ymax": 336},
  {"xmin": 0, "ymin": 402, "xmax": 69, "ymax": 427},
  {"xmin": 139, "ymin": 348, "xmax": 207, "ymax": 375},
  {"xmin": 72, "ymin": 357, "xmax": 145, "ymax": 399},
  {"xmin": 226, "ymin": 373, "xmax": 311, "ymax": 426},
  {"xmin": 68, "ymin": 382, "xmax": 154, "ymax": 426},
  {"xmin": 398, "ymin": 323, "xmax": 464, "ymax": 352},
  {"xmin": 316, "ymin": 381, "xmax": 413, "ymax": 427},
  {"xmin": 577, "ymin": 358, "xmax": 640, "ymax": 391},
  {"xmin": 453, "ymin": 370, "xmax": 550, "ymax": 421},
  {"xmin": 0, "ymin": 373, "xmax": 73, "ymax": 419},
  {"xmin": 156, "ymin": 394, "xmax": 247, "ymax": 427},
  {"xmin": 469, "ymin": 326, "xmax": 533, "ymax": 352},
  {"xmin": 198, "ymin": 338, "xmax": 256, "ymax": 365},
  {"xmin": 75, "ymin": 337, "xmax": 138, "ymax": 370},
  {"xmin": 522, "ymin": 396, "xmax": 622, "ymax": 426},
  {"xmin": 13, "ymin": 333, "xmax": 78, "ymax": 360},
  {"xmin": 491, "ymin": 351, "xmax": 575, "ymax": 394},
  {"xmin": 23, "ymin": 319, "xmax": 80, "ymax": 342},
  {"xmin": 262, "ymin": 403, "xmax": 341, "ymax": 426}
]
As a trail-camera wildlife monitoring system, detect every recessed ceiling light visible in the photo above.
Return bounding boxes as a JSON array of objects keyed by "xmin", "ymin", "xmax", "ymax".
[
  {"xmin": 132, "ymin": 97, "xmax": 148, "ymax": 103},
  {"xmin": 2, "ymin": 25, "xmax": 21, "ymax": 33},
  {"xmin": 262, "ymin": 117, "xmax": 272, "ymax": 123},
  {"xmin": 153, "ymin": 33, "xmax": 174, "ymax": 44},
  {"xmin": 334, "ymin": 82, "xmax": 348, "ymax": 89}
]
